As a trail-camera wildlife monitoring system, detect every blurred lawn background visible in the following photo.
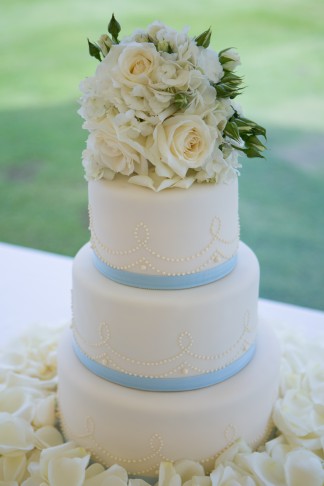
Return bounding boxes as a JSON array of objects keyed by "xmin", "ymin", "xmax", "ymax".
[{"xmin": 1, "ymin": 0, "xmax": 323, "ymax": 309}]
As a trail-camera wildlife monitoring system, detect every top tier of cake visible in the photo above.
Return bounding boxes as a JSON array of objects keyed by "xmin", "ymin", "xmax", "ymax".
[{"xmin": 88, "ymin": 175, "xmax": 239, "ymax": 289}]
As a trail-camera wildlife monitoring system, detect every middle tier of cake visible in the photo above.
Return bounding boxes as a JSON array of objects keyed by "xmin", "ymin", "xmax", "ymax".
[{"xmin": 72, "ymin": 242, "xmax": 259, "ymax": 389}]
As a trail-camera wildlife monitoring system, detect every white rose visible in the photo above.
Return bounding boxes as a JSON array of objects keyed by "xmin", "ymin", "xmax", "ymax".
[
  {"xmin": 152, "ymin": 114, "xmax": 215, "ymax": 178},
  {"xmin": 197, "ymin": 48, "xmax": 223, "ymax": 83},
  {"xmin": 107, "ymin": 42, "xmax": 160, "ymax": 88}
]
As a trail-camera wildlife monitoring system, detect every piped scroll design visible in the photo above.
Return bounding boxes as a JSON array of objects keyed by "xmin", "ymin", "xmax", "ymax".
[
  {"xmin": 59, "ymin": 411, "xmax": 274, "ymax": 476},
  {"xmin": 72, "ymin": 311, "xmax": 254, "ymax": 379},
  {"xmin": 88, "ymin": 205, "xmax": 239, "ymax": 275}
]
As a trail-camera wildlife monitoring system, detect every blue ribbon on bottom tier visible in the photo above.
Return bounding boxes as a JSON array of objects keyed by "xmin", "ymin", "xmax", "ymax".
[
  {"xmin": 92, "ymin": 252, "xmax": 238, "ymax": 290},
  {"xmin": 72, "ymin": 338, "xmax": 256, "ymax": 392}
]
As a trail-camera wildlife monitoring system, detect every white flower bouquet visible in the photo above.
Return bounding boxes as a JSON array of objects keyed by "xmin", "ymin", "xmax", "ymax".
[{"xmin": 79, "ymin": 15, "xmax": 266, "ymax": 191}]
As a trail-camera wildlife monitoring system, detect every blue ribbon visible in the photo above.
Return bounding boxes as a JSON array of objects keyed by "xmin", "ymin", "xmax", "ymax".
[
  {"xmin": 72, "ymin": 338, "xmax": 256, "ymax": 392},
  {"xmin": 92, "ymin": 252, "xmax": 237, "ymax": 290}
]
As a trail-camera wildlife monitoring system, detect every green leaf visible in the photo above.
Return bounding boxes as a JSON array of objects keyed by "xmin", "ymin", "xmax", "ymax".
[
  {"xmin": 234, "ymin": 145, "xmax": 265, "ymax": 158},
  {"xmin": 222, "ymin": 72, "xmax": 243, "ymax": 86},
  {"xmin": 235, "ymin": 116, "xmax": 267, "ymax": 139},
  {"xmin": 87, "ymin": 39, "xmax": 102, "ymax": 61},
  {"xmin": 244, "ymin": 147, "xmax": 265, "ymax": 158},
  {"xmin": 224, "ymin": 121, "xmax": 240, "ymax": 142},
  {"xmin": 108, "ymin": 13, "xmax": 121, "ymax": 43},
  {"xmin": 195, "ymin": 28, "xmax": 212, "ymax": 48},
  {"xmin": 215, "ymin": 82, "xmax": 243, "ymax": 99},
  {"xmin": 246, "ymin": 135, "xmax": 267, "ymax": 151}
]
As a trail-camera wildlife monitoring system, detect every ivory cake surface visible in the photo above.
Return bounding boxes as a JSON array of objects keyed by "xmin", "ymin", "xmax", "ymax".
[
  {"xmin": 58, "ymin": 321, "xmax": 280, "ymax": 477},
  {"xmin": 88, "ymin": 175, "xmax": 239, "ymax": 278},
  {"xmin": 72, "ymin": 242, "xmax": 259, "ymax": 381}
]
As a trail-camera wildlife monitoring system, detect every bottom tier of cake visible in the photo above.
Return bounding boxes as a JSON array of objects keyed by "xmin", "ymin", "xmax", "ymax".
[{"xmin": 58, "ymin": 321, "xmax": 280, "ymax": 478}]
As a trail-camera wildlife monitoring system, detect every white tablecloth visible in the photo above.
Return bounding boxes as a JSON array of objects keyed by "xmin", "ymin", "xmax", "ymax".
[{"xmin": 1, "ymin": 242, "xmax": 323, "ymax": 347}]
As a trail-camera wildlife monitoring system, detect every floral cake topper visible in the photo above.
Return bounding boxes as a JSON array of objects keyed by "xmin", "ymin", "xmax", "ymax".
[{"xmin": 79, "ymin": 15, "xmax": 266, "ymax": 191}]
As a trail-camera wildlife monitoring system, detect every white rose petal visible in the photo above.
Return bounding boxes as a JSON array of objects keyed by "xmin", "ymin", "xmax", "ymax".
[
  {"xmin": 34, "ymin": 425, "xmax": 64, "ymax": 449},
  {"xmin": 284, "ymin": 449, "xmax": 324, "ymax": 486},
  {"xmin": 33, "ymin": 395, "xmax": 56, "ymax": 428},
  {"xmin": 0, "ymin": 388, "xmax": 35, "ymax": 423},
  {"xmin": 174, "ymin": 459, "xmax": 205, "ymax": 482},
  {"xmin": 235, "ymin": 451, "xmax": 285, "ymax": 486},
  {"xmin": 129, "ymin": 479, "xmax": 151, "ymax": 486},
  {"xmin": 0, "ymin": 454, "xmax": 27, "ymax": 483},
  {"xmin": 84, "ymin": 463, "xmax": 128, "ymax": 486},
  {"xmin": 158, "ymin": 462, "xmax": 182, "ymax": 486},
  {"xmin": 0, "ymin": 413, "xmax": 34, "ymax": 455},
  {"xmin": 47, "ymin": 456, "xmax": 89, "ymax": 486},
  {"xmin": 38, "ymin": 442, "xmax": 89, "ymax": 480},
  {"xmin": 210, "ymin": 464, "xmax": 256, "ymax": 486},
  {"xmin": 273, "ymin": 389, "xmax": 322, "ymax": 449},
  {"xmin": 215, "ymin": 438, "xmax": 252, "ymax": 466}
]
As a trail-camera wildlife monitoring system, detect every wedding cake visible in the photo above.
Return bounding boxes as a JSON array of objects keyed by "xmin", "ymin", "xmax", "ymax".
[{"xmin": 58, "ymin": 16, "xmax": 280, "ymax": 478}]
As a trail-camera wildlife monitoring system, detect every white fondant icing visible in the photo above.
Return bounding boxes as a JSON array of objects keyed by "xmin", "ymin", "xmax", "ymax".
[
  {"xmin": 88, "ymin": 176, "xmax": 239, "ymax": 276},
  {"xmin": 58, "ymin": 321, "xmax": 280, "ymax": 476},
  {"xmin": 72, "ymin": 242, "xmax": 259, "ymax": 379}
]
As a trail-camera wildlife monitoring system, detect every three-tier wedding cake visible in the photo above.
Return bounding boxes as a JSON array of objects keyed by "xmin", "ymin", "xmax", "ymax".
[{"xmin": 58, "ymin": 16, "xmax": 280, "ymax": 478}]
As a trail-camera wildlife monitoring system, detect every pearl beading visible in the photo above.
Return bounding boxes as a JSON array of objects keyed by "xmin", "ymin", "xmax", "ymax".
[
  {"xmin": 72, "ymin": 311, "xmax": 255, "ymax": 379},
  {"xmin": 59, "ymin": 411, "xmax": 275, "ymax": 476},
  {"xmin": 88, "ymin": 206, "xmax": 239, "ymax": 276}
]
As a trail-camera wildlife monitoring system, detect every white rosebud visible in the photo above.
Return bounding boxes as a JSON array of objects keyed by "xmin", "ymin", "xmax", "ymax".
[
  {"xmin": 221, "ymin": 48, "xmax": 241, "ymax": 71},
  {"xmin": 97, "ymin": 34, "xmax": 113, "ymax": 57}
]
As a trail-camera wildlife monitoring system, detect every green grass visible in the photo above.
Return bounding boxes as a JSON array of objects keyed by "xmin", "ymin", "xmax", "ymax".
[{"xmin": 1, "ymin": 0, "xmax": 324, "ymax": 310}]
